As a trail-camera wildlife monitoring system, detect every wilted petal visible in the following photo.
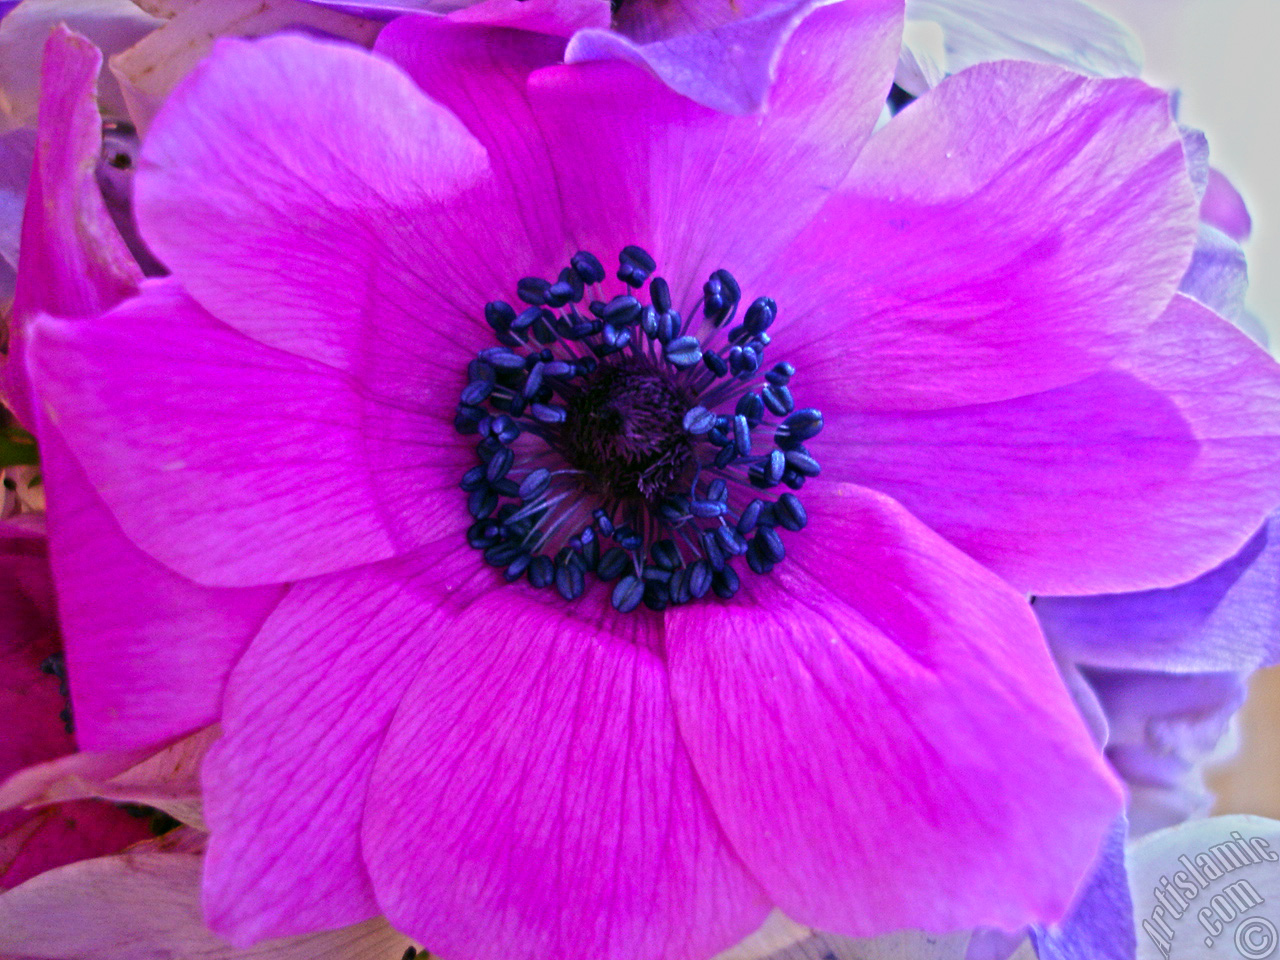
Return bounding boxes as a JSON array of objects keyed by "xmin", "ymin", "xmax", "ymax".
[
  {"xmin": 5, "ymin": 26, "xmax": 141, "ymax": 429},
  {"xmin": 0, "ymin": 726, "xmax": 216, "ymax": 829},
  {"xmin": 0, "ymin": 0, "xmax": 159, "ymax": 129},
  {"xmin": 110, "ymin": 0, "xmax": 382, "ymax": 134},
  {"xmin": 0, "ymin": 839, "xmax": 412, "ymax": 960},
  {"xmin": 1128, "ymin": 815, "xmax": 1280, "ymax": 960},
  {"xmin": 0, "ymin": 799, "xmax": 153, "ymax": 891},
  {"xmin": 739, "ymin": 928, "xmax": 970, "ymax": 960},
  {"xmin": 1086, "ymin": 669, "xmax": 1246, "ymax": 837},
  {"xmin": 0, "ymin": 127, "xmax": 34, "ymax": 284}
]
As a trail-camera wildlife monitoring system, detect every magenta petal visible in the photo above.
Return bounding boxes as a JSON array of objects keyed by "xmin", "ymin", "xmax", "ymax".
[
  {"xmin": 29, "ymin": 280, "xmax": 473, "ymax": 587},
  {"xmin": 768, "ymin": 60, "xmax": 1197, "ymax": 411},
  {"xmin": 135, "ymin": 32, "xmax": 489, "ymax": 372},
  {"xmin": 300, "ymin": 0, "xmax": 610, "ymax": 34},
  {"xmin": 0, "ymin": 799, "xmax": 153, "ymax": 891},
  {"xmin": 567, "ymin": 0, "xmax": 902, "ymax": 116},
  {"xmin": 374, "ymin": 21, "xmax": 584, "ymax": 290},
  {"xmin": 39, "ymin": 429, "xmax": 282, "ymax": 750},
  {"xmin": 202, "ymin": 549, "xmax": 490, "ymax": 944},
  {"xmin": 446, "ymin": 0, "xmax": 610, "ymax": 35},
  {"xmin": 0, "ymin": 531, "xmax": 63, "ymax": 779},
  {"xmin": 826, "ymin": 296, "xmax": 1280, "ymax": 594},
  {"xmin": 1200, "ymin": 167, "xmax": 1252, "ymax": 242},
  {"xmin": 536, "ymin": 1, "xmax": 902, "ymax": 306},
  {"xmin": 362, "ymin": 589, "xmax": 770, "ymax": 960},
  {"xmin": 3, "ymin": 26, "xmax": 141, "ymax": 429},
  {"xmin": 667, "ymin": 484, "xmax": 1121, "ymax": 936},
  {"xmin": 380, "ymin": 5, "xmax": 900, "ymax": 311}
]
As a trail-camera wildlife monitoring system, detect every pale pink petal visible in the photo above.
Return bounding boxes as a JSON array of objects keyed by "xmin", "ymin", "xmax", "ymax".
[
  {"xmin": 0, "ymin": 0, "xmax": 159, "ymax": 128},
  {"xmin": 768, "ymin": 60, "xmax": 1197, "ymax": 411},
  {"xmin": 0, "ymin": 727, "xmax": 216, "ymax": 830},
  {"xmin": 823, "ymin": 296, "xmax": 1280, "ymax": 594},
  {"xmin": 907, "ymin": 0, "xmax": 1140, "ymax": 78},
  {"xmin": 32, "ymin": 427, "xmax": 282, "ymax": 750},
  {"xmin": 0, "ymin": 752, "xmax": 144, "ymax": 812},
  {"xmin": 667, "ymin": 484, "xmax": 1121, "ymax": 935},
  {"xmin": 110, "ymin": 0, "xmax": 383, "ymax": 136},
  {"xmin": 202, "ymin": 548, "xmax": 491, "ymax": 944},
  {"xmin": 29, "ymin": 280, "xmax": 473, "ymax": 587},
  {"xmin": 4, "ymin": 26, "xmax": 141, "ymax": 429},
  {"xmin": 0, "ymin": 841, "xmax": 412, "ymax": 960},
  {"xmin": 362, "ymin": 587, "xmax": 770, "ymax": 960}
]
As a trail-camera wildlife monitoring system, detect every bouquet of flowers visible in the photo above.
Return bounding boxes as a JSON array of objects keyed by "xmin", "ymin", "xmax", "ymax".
[{"xmin": 0, "ymin": 2, "xmax": 1274, "ymax": 959}]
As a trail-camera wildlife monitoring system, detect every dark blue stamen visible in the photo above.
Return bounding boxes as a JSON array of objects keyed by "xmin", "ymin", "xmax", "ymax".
[
  {"xmin": 737, "ymin": 498, "xmax": 764, "ymax": 534},
  {"xmin": 454, "ymin": 247, "xmax": 824, "ymax": 613},
  {"xmin": 665, "ymin": 336, "xmax": 702, "ymax": 368},
  {"xmin": 762, "ymin": 383, "xmax": 793, "ymax": 416},
  {"xmin": 618, "ymin": 245, "xmax": 657, "ymax": 287},
  {"xmin": 650, "ymin": 276, "xmax": 672, "ymax": 313},
  {"xmin": 571, "ymin": 251, "xmax": 606, "ymax": 285},
  {"xmin": 703, "ymin": 269, "xmax": 741, "ymax": 325},
  {"xmin": 683, "ymin": 406, "xmax": 716, "ymax": 435},
  {"xmin": 776, "ymin": 492, "xmax": 807, "ymax": 531},
  {"xmin": 518, "ymin": 277, "xmax": 552, "ymax": 305},
  {"xmin": 613, "ymin": 575, "xmax": 645, "ymax": 613},
  {"xmin": 485, "ymin": 300, "xmax": 516, "ymax": 332},
  {"xmin": 765, "ymin": 361, "xmax": 794, "ymax": 385}
]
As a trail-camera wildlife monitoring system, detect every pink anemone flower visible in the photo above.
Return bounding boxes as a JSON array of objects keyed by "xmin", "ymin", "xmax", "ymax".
[{"xmin": 24, "ymin": 5, "xmax": 1280, "ymax": 960}]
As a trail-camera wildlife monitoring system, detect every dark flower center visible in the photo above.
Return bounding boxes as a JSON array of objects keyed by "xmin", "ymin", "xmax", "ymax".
[
  {"xmin": 562, "ymin": 360, "xmax": 695, "ymax": 501},
  {"xmin": 454, "ymin": 246, "xmax": 823, "ymax": 613}
]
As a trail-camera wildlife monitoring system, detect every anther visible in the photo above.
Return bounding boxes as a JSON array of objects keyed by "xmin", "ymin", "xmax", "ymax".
[
  {"xmin": 455, "ymin": 247, "xmax": 823, "ymax": 613},
  {"xmin": 571, "ymin": 250, "xmax": 606, "ymax": 284}
]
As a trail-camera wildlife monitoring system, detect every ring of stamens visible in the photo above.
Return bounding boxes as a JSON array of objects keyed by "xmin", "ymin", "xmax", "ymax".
[{"xmin": 454, "ymin": 246, "xmax": 824, "ymax": 613}]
